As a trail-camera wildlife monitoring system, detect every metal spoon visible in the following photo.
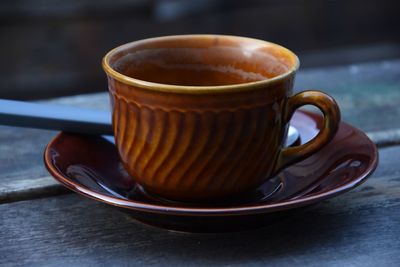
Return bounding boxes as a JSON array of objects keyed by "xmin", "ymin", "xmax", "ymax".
[{"xmin": 0, "ymin": 99, "xmax": 299, "ymax": 146}]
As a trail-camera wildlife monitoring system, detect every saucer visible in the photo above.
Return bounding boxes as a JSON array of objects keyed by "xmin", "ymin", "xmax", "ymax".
[{"xmin": 44, "ymin": 111, "xmax": 378, "ymax": 232}]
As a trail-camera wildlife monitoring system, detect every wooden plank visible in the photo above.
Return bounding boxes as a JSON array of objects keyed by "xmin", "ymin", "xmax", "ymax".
[
  {"xmin": 295, "ymin": 60, "xmax": 400, "ymax": 132},
  {"xmin": 367, "ymin": 128, "xmax": 400, "ymax": 148},
  {"xmin": 1, "ymin": 60, "xmax": 400, "ymax": 203},
  {"xmin": 0, "ymin": 93, "xmax": 110, "ymax": 203},
  {"xmin": 0, "ymin": 127, "xmax": 57, "ymax": 200},
  {"xmin": 0, "ymin": 175, "xmax": 68, "ymax": 203},
  {"xmin": 1, "ymin": 145, "xmax": 400, "ymax": 267}
]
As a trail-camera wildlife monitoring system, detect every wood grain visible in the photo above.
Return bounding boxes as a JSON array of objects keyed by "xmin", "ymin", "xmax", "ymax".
[
  {"xmin": 1, "ymin": 145, "xmax": 400, "ymax": 267},
  {"xmin": 295, "ymin": 60, "xmax": 400, "ymax": 132},
  {"xmin": 1, "ymin": 60, "xmax": 400, "ymax": 203}
]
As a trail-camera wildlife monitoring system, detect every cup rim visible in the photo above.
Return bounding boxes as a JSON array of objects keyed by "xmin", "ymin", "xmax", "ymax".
[{"xmin": 102, "ymin": 34, "xmax": 300, "ymax": 94}]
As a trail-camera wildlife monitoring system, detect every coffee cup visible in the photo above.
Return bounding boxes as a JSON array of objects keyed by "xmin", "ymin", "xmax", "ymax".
[{"xmin": 102, "ymin": 35, "xmax": 340, "ymax": 201}]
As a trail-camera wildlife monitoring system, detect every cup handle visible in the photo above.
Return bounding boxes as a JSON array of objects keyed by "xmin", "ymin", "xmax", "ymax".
[{"xmin": 273, "ymin": 90, "xmax": 341, "ymax": 174}]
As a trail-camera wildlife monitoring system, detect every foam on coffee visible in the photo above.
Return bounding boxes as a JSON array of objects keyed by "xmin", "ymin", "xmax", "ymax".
[{"xmin": 110, "ymin": 38, "xmax": 293, "ymax": 87}]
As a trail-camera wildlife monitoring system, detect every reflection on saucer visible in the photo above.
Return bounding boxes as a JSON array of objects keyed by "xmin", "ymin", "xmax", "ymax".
[{"xmin": 45, "ymin": 111, "xmax": 377, "ymax": 232}]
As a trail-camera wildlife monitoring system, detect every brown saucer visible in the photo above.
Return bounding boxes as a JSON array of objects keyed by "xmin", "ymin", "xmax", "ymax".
[{"xmin": 44, "ymin": 111, "xmax": 378, "ymax": 232}]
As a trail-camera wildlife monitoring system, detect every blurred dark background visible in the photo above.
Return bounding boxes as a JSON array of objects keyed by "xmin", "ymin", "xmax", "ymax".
[{"xmin": 1, "ymin": 0, "xmax": 399, "ymax": 99}]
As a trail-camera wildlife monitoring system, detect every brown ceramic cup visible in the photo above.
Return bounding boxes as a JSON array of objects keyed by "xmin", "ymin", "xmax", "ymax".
[{"xmin": 102, "ymin": 35, "xmax": 340, "ymax": 201}]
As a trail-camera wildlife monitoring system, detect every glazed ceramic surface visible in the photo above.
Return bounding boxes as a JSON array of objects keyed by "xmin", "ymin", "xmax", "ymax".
[
  {"xmin": 45, "ymin": 111, "xmax": 377, "ymax": 232},
  {"xmin": 102, "ymin": 35, "xmax": 340, "ymax": 201}
]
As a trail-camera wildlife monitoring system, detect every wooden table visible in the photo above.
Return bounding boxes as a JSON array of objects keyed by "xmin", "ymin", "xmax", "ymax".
[{"xmin": 1, "ymin": 60, "xmax": 400, "ymax": 266}]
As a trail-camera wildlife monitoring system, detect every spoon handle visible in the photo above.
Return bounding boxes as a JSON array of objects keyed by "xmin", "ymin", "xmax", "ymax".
[
  {"xmin": 0, "ymin": 99, "xmax": 300, "ymax": 146},
  {"xmin": 0, "ymin": 99, "xmax": 113, "ymax": 135}
]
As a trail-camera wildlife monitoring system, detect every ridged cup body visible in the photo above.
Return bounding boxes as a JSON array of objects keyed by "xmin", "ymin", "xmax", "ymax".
[
  {"xmin": 108, "ymin": 77, "xmax": 294, "ymax": 200},
  {"xmin": 104, "ymin": 35, "xmax": 299, "ymax": 201}
]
